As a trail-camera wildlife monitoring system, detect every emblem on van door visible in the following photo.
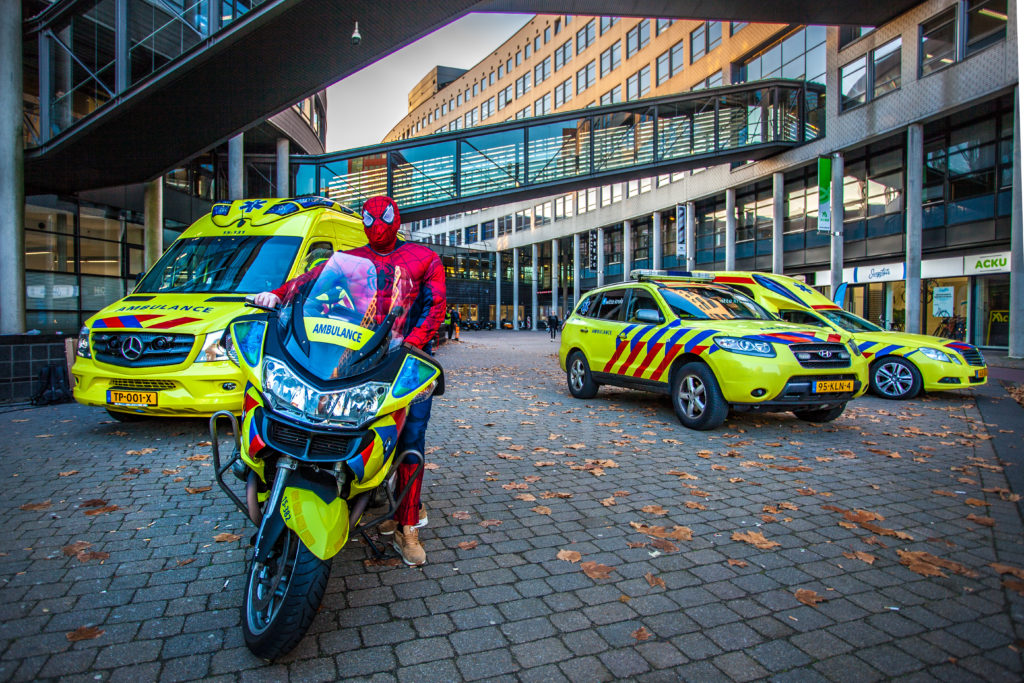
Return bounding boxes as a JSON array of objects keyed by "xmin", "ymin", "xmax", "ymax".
[{"xmin": 121, "ymin": 336, "xmax": 145, "ymax": 360}]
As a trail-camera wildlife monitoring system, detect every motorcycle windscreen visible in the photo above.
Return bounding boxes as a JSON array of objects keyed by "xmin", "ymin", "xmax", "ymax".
[{"xmin": 278, "ymin": 252, "xmax": 415, "ymax": 381}]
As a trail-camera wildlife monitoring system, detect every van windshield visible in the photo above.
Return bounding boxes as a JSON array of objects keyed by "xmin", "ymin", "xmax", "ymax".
[{"xmin": 136, "ymin": 236, "xmax": 302, "ymax": 294}]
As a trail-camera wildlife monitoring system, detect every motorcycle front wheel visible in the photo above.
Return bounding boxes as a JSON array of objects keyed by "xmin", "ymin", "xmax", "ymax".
[{"xmin": 242, "ymin": 528, "xmax": 330, "ymax": 660}]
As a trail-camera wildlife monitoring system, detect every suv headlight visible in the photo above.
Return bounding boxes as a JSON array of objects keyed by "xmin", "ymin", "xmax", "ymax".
[
  {"xmin": 919, "ymin": 347, "xmax": 954, "ymax": 363},
  {"xmin": 848, "ymin": 341, "xmax": 862, "ymax": 357},
  {"xmin": 197, "ymin": 330, "xmax": 228, "ymax": 362},
  {"xmin": 262, "ymin": 357, "xmax": 389, "ymax": 426},
  {"xmin": 715, "ymin": 336, "xmax": 776, "ymax": 357},
  {"xmin": 76, "ymin": 327, "xmax": 91, "ymax": 358}
]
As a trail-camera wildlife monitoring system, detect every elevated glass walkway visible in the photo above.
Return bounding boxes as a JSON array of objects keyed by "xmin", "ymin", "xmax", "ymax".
[{"xmin": 295, "ymin": 80, "xmax": 824, "ymax": 222}]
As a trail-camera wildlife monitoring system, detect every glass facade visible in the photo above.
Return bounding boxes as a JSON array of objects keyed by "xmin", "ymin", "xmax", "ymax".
[{"xmin": 739, "ymin": 26, "xmax": 827, "ymax": 86}]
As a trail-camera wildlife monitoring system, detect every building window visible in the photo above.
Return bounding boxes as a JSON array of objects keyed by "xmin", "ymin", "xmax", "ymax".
[
  {"xmin": 534, "ymin": 92, "xmax": 552, "ymax": 116},
  {"xmin": 554, "ymin": 78, "xmax": 573, "ymax": 108},
  {"xmin": 497, "ymin": 84, "xmax": 514, "ymax": 110},
  {"xmin": 656, "ymin": 18, "xmax": 675, "ymax": 35},
  {"xmin": 534, "ymin": 36, "xmax": 541, "ymax": 53},
  {"xmin": 480, "ymin": 96, "xmax": 496, "ymax": 120},
  {"xmin": 497, "ymin": 215, "xmax": 512, "ymax": 236},
  {"xmin": 838, "ymin": 26, "xmax": 874, "ymax": 48},
  {"xmin": 472, "ymin": 83, "xmax": 478, "ymax": 97},
  {"xmin": 506, "ymin": 57, "xmax": 513, "ymax": 73},
  {"xmin": 515, "ymin": 209, "xmax": 530, "ymax": 231},
  {"xmin": 840, "ymin": 56, "xmax": 867, "ymax": 110},
  {"xmin": 456, "ymin": 93, "xmax": 463, "ymax": 106},
  {"xmin": 872, "ymin": 37, "xmax": 902, "ymax": 98},
  {"xmin": 516, "ymin": 50, "xmax": 522, "ymax": 66},
  {"xmin": 966, "ymin": 0, "xmax": 1007, "ymax": 56},
  {"xmin": 656, "ymin": 41, "xmax": 684, "ymax": 85},
  {"xmin": 544, "ymin": 26, "xmax": 551, "ymax": 43},
  {"xmin": 554, "ymin": 39, "xmax": 573, "ymax": 70},
  {"xmin": 516, "ymin": 73, "xmax": 531, "ymax": 98},
  {"xmin": 626, "ymin": 19, "xmax": 650, "ymax": 58},
  {"xmin": 515, "ymin": 106, "xmax": 530, "ymax": 119},
  {"xmin": 554, "ymin": 18, "xmax": 561, "ymax": 35},
  {"xmin": 920, "ymin": 8, "xmax": 958, "ymax": 76},
  {"xmin": 576, "ymin": 60, "xmax": 596, "ymax": 93},
  {"xmin": 691, "ymin": 71, "xmax": 722, "ymax": 90},
  {"xmin": 600, "ymin": 85, "xmax": 622, "ymax": 104},
  {"xmin": 464, "ymin": 108, "xmax": 478, "ymax": 127},
  {"xmin": 738, "ymin": 26, "xmax": 827, "ymax": 85},
  {"xmin": 466, "ymin": 225, "xmax": 479, "ymax": 243},
  {"xmin": 730, "ymin": 21, "xmax": 748, "ymax": 35},
  {"xmin": 600, "ymin": 41, "xmax": 621, "ymax": 77},
  {"xmin": 600, "ymin": 17, "xmax": 619, "ymax": 35},
  {"xmin": 690, "ymin": 20, "xmax": 721, "ymax": 62},
  {"xmin": 534, "ymin": 56, "xmax": 552, "ymax": 85},
  {"xmin": 626, "ymin": 65, "xmax": 650, "ymax": 100},
  {"xmin": 576, "ymin": 19, "xmax": 596, "ymax": 53},
  {"xmin": 525, "ymin": 42, "xmax": 531, "ymax": 59},
  {"xmin": 497, "ymin": 65, "xmax": 503, "ymax": 80}
]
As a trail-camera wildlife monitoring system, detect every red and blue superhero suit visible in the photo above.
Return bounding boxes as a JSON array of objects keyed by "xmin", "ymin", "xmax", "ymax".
[{"xmin": 272, "ymin": 195, "xmax": 445, "ymax": 528}]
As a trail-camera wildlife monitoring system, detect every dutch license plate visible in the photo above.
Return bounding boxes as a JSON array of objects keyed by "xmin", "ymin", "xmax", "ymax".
[
  {"xmin": 813, "ymin": 380, "xmax": 854, "ymax": 393},
  {"xmin": 975, "ymin": 368, "xmax": 987, "ymax": 378},
  {"xmin": 107, "ymin": 389, "xmax": 158, "ymax": 406}
]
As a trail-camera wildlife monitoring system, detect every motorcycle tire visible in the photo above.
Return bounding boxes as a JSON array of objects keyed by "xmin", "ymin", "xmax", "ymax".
[{"xmin": 242, "ymin": 529, "xmax": 330, "ymax": 661}]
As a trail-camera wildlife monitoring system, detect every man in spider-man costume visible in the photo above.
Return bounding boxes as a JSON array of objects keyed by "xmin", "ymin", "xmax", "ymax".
[{"xmin": 254, "ymin": 195, "xmax": 445, "ymax": 566}]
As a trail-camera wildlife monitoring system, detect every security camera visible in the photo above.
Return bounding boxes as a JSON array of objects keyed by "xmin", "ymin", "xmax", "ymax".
[{"xmin": 351, "ymin": 21, "xmax": 361, "ymax": 45}]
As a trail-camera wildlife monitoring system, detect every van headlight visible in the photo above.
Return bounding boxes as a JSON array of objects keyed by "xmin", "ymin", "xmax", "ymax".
[
  {"xmin": 919, "ymin": 347, "xmax": 954, "ymax": 363},
  {"xmin": 714, "ymin": 336, "xmax": 776, "ymax": 357},
  {"xmin": 76, "ymin": 327, "xmax": 91, "ymax": 358},
  {"xmin": 197, "ymin": 330, "xmax": 228, "ymax": 362},
  {"xmin": 262, "ymin": 357, "xmax": 389, "ymax": 426}
]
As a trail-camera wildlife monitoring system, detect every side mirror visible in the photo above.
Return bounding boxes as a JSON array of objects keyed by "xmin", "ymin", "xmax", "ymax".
[{"xmin": 635, "ymin": 309, "xmax": 663, "ymax": 324}]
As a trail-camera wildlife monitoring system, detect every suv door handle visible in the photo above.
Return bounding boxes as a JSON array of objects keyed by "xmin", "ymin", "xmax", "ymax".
[{"xmin": 580, "ymin": 328, "xmax": 589, "ymax": 333}]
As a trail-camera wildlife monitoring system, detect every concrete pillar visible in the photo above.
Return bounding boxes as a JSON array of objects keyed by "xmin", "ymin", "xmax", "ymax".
[
  {"xmin": 512, "ymin": 247, "xmax": 520, "ymax": 330},
  {"xmin": 652, "ymin": 211, "xmax": 663, "ymax": 270},
  {"xmin": 830, "ymin": 152, "xmax": 845, "ymax": 303},
  {"xmin": 725, "ymin": 188, "xmax": 736, "ymax": 270},
  {"xmin": 551, "ymin": 239, "xmax": 560, "ymax": 317},
  {"xmin": 596, "ymin": 227, "xmax": 605, "ymax": 287},
  {"xmin": 495, "ymin": 251, "xmax": 502, "ymax": 328},
  {"xmin": 905, "ymin": 124, "xmax": 923, "ymax": 335},
  {"xmin": 573, "ymin": 233, "xmax": 581, "ymax": 305},
  {"xmin": 276, "ymin": 138, "xmax": 289, "ymax": 198},
  {"xmin": 229, "ymin": 133, "xmax": 244, "ymax": 200},
  {"xmin": 622, "ymin": 220, "xmax": 632, "ymax": 281},
  {"xmin": 144, "ymin": 178, "xmax": 164, "ymax": 269},
  {"xmin": 772, "ymin": 172, "xmax": 784, "ymax": 274},
  {"xmin": 685, "ymin": 201, "xmax": 696, "ymax": 271},
  {"xmin": 1009, "ymin": 87, "xmax": 1023, "ymax": 358},
  {"xmin": 0, "ymin": 0, "xmax": 24, "ymax": 333},
  {"xmin": 531, "ymin": 243, "xmax": 539, "ymax": 330}
]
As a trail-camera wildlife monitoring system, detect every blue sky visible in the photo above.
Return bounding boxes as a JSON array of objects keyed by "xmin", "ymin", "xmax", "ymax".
[{"xmin": 325, "ymin": 13, "xmax": 532, "ymax": 151}]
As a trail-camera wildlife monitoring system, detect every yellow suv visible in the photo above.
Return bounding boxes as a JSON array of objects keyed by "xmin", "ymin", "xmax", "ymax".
[
  {"xmin": 706, "ymin": 271, "xmax": 988, "ymax": 400},
  {"xmin": 72, "ymin": 197, "xmax": 365, "ymax": 420},
  {"xmin": 558, "ymin": 274, "xmax": 869, "ymax": 430}
]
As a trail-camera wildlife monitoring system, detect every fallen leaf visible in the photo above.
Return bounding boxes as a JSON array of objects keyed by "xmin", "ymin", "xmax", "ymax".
[
  {"xmin": 424, "ymin": 463, "xmax": 440, "ymax": 470},
  {"xmin": 534, "ymin": 461, "xmax": 556, "ymax": 467},
  {"xmin": 523, "ymin": 475, "xmax": 542, "ymax": 483},
  {"xmin": 185, "ymin": 486, "xmax": 211, "ymax": 494},
  {"xmin": 76, "ymin": 551, "xmax": 110, "ymax": 562},
  {"xmin": 641, "ymin": 504, "xmax": 668, "ymax": 516},
  {"xmin": 842, "ymin": 509, "xmax": 885, "ymax": 523},
  {"xmin": 732, "ymin": 530, "xmax": 780, "ymax": 550},
  {"xmin": 479, "ymin": 519, "xmax": 502, "ymax": 527},
  {"xmin": 965, "ymin": 498, "xmax": 989, "ymax": 507},
  {"xmin": 898, "ymin": 550, "xmax": 979, "ymax": 578},
  {"xmin": 540, "ymin": 491, "xmax": 573, "ymax": 499},
  {"xmin": 859, "ymin": 522, "xmax": 913, "ymax": 541},
  {"xmin": 556, "ymin": 549, "xmax": 582, "ymax": 563},
  {"xmin": 83, "ymin": 505, "xmax": 120, "ymax": 516},
  {"xmin": 967, "ymin": 514, "xmax": 996, "ymax": 527},
  {"xmin": 66, "ymin": 626, "xmax": 104, "ymax": 642},
  {"xmin": 842, "ymin": 551, "xmax": 877, "ymax": 565},
  {"xmin": 502, "ymin": 482, "xmax": 529, "ymax": 490},
  {"xmin": 932, "ymin": 490, "xmax": 957, "ymax": 498},
  {"xmin": 79, "ymin": 499, "xmax": 107, "ymax": 508},
  {"xmin": 600, "ymin": 497, "xmax": 617, "ymax": 507},
  {"xmin": 684, "ymin": 501, "xmax": 707, "ymax": 510},
  {"xmin": 650, "ymin": 538, "xmax": 679, "ymax": 553},
  {"xmin": 580, "ymin": 561, "xmax": 615, "ymax": 579},
  {"xmin": 631, "ymin": 626, "xmax": 652, "ymax": 641},
  {"xmin": 614, "ymin": 490, "xmax": 630, "ymax": 497},
  {"xmin": 364, "ymin": 557, "xmax": 401, "ymax": 567},
  {"xmin": 645, "ymin": 572, "xmax": 666, "ymax": 589},
  {"xmin": 514, "ymin": 493, "xmax": 537, "ymax": 502},
  {"xmin": 176, "ymin": 558, "xmax": 196, "ymax": 567},
  {"xmin": 62, "ymin": 541, "xmax": 92, "ymax": 556},
  {"xmin": 127, "ymin": 448, "xmax": 157, "ymax": 456},
  {"xmin": 666, "ymin": 470, "xmax": 698, "ymax": 480},
  {"xmin": 58, "ymin": 470, "xmax": 79, "ymax": 477},
  {"xmin": 1002, "ymin": 578, "xmax": 1024, "ymax": 596},
  {"xmin": 196, "ymin": 441, "xmax": 212, "ymax": 447},
  {"xmin": 531, "ymin": 506, "xmax": 552, "ymax": 515},
  {"xmin": 35, "ymin": 434, "xmax": 53, "ymax": 438},
  {"xmin": 795, "ymin": 589, "xmax": 827, "ymax": 606},
  {"xmin": 990, "ymin": 563, "xmax": 1024, "ymax": 580},
  {"xmin": 626, "ymin": 541, "xmax": 648, "ymax": 548},
  {"xmin": 213, "ymin": 532, "xmax": 242, "ymax": 542},
  {"xmin": 458, "ymin": 541, "xmax": 479, "ymax": 550},
  {"xmin": 19, "ymin": 500, "xmax": 51, "ymax": 511},
  {"xmin": 727, "ymin": 559, "xmax": 748, "ymax": 568},
  {"xmin": 451, "ymin": 511, "xmax": 471, "ymax": 520}
]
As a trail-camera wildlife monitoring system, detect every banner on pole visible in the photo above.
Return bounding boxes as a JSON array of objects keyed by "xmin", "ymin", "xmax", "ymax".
[
  {"xmin": 588, "ymin": 230, "xmax": 598, "ymax": 271},
  {"xmin": 817, "ymin": 156, "xmax": 832, "ymax": 234},
  {"xmin": 675, "ymin": 204, "xmax": 686, "ymax": 256}
]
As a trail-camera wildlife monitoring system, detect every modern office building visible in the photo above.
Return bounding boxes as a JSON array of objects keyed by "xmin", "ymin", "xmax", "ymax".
[{"xmin": 392, "ymin": 2, "xmax": 1019, "ymax": 351}]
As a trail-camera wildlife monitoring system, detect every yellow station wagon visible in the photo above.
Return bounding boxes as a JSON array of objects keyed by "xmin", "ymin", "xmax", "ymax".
[{"xmin": 558, "ymin": 273, "xmax": 869, "ymax": 430}]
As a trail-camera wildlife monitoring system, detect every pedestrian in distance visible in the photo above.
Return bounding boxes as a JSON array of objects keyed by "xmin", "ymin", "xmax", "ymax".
[
  {"xmin": 548, "ymin": 312, "xmax": 558, "ymax": 340},
  {"xmin": 444, "ymin": 307, "xmax": 453, "ymax": 340}
]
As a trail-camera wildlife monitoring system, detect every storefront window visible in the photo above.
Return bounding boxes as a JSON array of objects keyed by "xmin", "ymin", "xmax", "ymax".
[
  {"xmin": 924, "ymin": 277, "xmax": 969, "ymax": 340},
  {"xmin": 973, "ymin": 273, "xmax": 1010, "ymax": 347}
]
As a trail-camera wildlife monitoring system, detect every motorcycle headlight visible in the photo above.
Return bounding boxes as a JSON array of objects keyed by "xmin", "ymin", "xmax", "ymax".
[
  {"xmin": 197, "ymin": 329, "xmax": 229, "ymax": 362},
  {"xmin": 715, "ymin": 336, "xmax": 776, "ymax": 357},
  {"xmin": 262, "ymin": 357, "xmax": 389, "ymax": 426},
  {"xmin": 76, "ymin": 327, "xmax": 91, "ymax": 358},
  {"xmin": 919, "ymin": 347, "xmax": 953, "ymax": 363}
]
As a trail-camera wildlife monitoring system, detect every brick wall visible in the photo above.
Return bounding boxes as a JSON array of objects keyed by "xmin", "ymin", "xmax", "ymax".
[{"xmin": 0, "ymin": 336, "xmax": 73, "ymax": 404}]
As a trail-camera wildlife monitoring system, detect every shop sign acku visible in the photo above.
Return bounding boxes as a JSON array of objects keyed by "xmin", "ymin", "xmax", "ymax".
[{"xmin": 968, "ymin": 252, "xmax": 1009, "ymax": 274}]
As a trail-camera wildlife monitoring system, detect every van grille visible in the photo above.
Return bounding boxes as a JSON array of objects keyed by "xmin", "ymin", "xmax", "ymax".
[
  {"xmin": 93, "ymin": 332, "xmax": 194, "ymax": 367},
  {"xmin": 790, "ymin": 343, "xmax": 851, "ymax": 369},
  {"xmin": 110, "ymin": 379, "xmax": 176, "ymax": 390}
]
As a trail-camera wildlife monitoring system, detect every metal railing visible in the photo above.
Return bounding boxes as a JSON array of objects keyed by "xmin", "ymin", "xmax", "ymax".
[{"xmin": 295, "ymin": 80, "xmax": 825, "ymax": 222}]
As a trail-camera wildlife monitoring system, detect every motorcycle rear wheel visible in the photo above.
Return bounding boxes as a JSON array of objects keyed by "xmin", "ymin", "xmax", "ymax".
[{"xmin": 242, "ymin": 529, "xmax": 330, "ymax": 660}]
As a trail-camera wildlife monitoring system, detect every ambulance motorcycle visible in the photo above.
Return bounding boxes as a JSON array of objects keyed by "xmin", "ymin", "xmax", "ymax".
[{"xmin": 208, "ymin": 252, "xmax": 443, "ymax": 660}]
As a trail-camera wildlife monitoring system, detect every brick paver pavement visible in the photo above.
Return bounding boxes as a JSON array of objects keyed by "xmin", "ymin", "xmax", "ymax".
[{"xmin": 1, "ymin": 330, "xmax": 1023, "ymax": 681}]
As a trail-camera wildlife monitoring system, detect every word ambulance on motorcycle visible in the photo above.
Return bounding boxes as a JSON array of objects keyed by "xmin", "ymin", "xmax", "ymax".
[{"xmin": 210, "ymin": 251, "xmax": 443, "ymax": 660}]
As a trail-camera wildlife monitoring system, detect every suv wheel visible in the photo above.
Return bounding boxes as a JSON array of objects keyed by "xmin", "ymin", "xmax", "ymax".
[
  {"xmin": 870, "ymin": 357, "xmax": 922, "ymax": 400},
  {"xmin": 671, "ymin": 362, "xmax": 728, "ymax": 430},
  {"xmin": 566, "ymin": 351, "xmax": 599, "ymax": 399}
]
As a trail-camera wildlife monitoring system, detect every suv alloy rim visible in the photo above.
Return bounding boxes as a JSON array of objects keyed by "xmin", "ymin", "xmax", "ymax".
[
  {"xmin": 875, "ymin": 360, "xmax": 913, "ymax": 397},
  {"xmin": 570, "ymin": 358, "xmax": 585, "ymax": 392},
  {"xmin": 678, "ymin": 375, "xmax": 707, "ymax": 418}
]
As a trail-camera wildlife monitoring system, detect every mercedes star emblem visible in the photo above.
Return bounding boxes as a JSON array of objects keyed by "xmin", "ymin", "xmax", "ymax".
[{"xmin": 121, "ymin": 336, "xmax": 145, "ymax": 360}]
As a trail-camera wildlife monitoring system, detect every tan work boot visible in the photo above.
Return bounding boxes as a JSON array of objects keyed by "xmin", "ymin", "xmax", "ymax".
[
  {"xmin": 379, "ymin": 507, "xmax": 428, "ymax": 535},
  {"xmin": 392, "ymin": 525, "xmax": 426, "ymax": 566}
]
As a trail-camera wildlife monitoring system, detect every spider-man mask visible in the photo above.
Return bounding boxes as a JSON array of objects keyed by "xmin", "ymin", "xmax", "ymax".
[{"xmin": 361, "ymin": 195, "xmax": 401, "ymax": 253}]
